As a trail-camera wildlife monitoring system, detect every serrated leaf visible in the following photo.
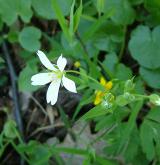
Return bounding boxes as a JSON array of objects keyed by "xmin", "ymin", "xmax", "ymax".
[{"xmin": 19, "ymin": 26, "xmax": 41, "ymax": 52}]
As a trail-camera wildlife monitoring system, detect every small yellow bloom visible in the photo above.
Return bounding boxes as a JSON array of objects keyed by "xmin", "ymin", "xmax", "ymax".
[
  {"xmin": 100, "ymin": 77, "xmax": 107, "ymax": 86},
  {"xmin": 105, "ymin": 81, "xmax": 113, "ymax": 90},
  {"xmin": 94, "ymin": 91, "xmax": 104, "ymax": 105},
  {"xmin": 94, "ymin": 76, "xmax": 113, "ymax": 105},
  {"xmin": 74, "ymin": 61, "xmax": 81, "ymax": 68}
]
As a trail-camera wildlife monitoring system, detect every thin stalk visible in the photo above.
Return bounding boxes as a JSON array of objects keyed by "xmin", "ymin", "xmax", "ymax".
[
  {"xmin": 11, "ymin": 141, "xmax": 31, "ymax": 165},
  {"xmin": 118, "ymin": 26, "xmax": 127, "ymax": 61},
  {"xmin": 66, "ymin": 70, "xmax": 102, "ymax": 88},
  {"xmin": 2, "ymin": 42, "xmax": 24, "ymax": 139}
]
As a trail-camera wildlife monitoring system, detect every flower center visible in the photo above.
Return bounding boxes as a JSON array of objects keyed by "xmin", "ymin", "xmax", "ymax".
[{"xmin": 51, "ymin": 70, "xmax": 64, "ymax": 80}]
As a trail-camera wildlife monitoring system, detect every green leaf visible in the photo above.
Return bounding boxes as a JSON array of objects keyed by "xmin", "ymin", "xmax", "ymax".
[
  {"xmin": 18, "ymin": 141, "xmax": 52, "ymax": 165},
  {"xmin": 144, "ymin": 0, "xmax": 160, "ymax": 24},
  {"xmin": 116, "ymin": 101, "xmax": 143, "ymax": 155},
  {"xmin": 140, "ymin": 67, "xmax": 160, "ymax": 89},
  {"xmin": 102, "ymin": 52, "xmax": 118, "ymax": 74},
  {"xmin": 32, "ymin": 0, "xmax": 72, "ymax": 20},
  {"xmin": 129, "ymin": 25, "xmax": 160, "ymax": 69},
  {"xmin": 146, "ymin": 107, "xmax": 160, "ymax": 124},
  {"xmin": 80, "ymin": 105, "xmax": 109, "ymax": 120},
  {"xmin": 4, "ymin": 120, "xmax": 17, "ymax": 139},
  {"xmin": 7, "ymin": 30, "xmax": 19, "ymax": 43},
  {"xmin": 122, "ymin": 126, "xmax": 140, "ymax": 163},
  {"xmin": 93, "ymin": 37, "xmax": 117, "ymax": 52},
  {"xmin": 95, "ymin": 155, "xmax": 117, "ymax": 165},
  {"xmin": 53, "ymin": 147, "xmax": 88, "ymax": 156},
  {"xmin": 102, "ymin": 53, "xmax": 132, "ymax": 80},
  {"xmin": 0, "ymin": 57, "xmax": 4, "ymax": 63},
  {"xmin": 129, "ymin": 0, "xmax": 144, "ymax": 5},
  {"xmin": 140, "ymin": 120, "xmax": 156, "ymax": 160},
  {"xmin": 18, "ymin": 61, "xmax": 39, "ymax": 92},
  {"xmin": 0, "ymin": 0, "xmax": 32, "ymax": 25},
  {"xmin": 116, "ymin": 95, "xmax": 129, "ymax": 106},
  {"xmin": 19, "ymin": 0, "xmax": 33, "ymax": 23},
  {"xmin": 103, "ymin": 0, "xmax": 135, "ymax": 25},
  {"xmin": 0, "ymin": 75, "xmax": 7, "ymax": 87},
  {"xmin": 19, "ymin": 26, "xmax": 41, "ymax": 52},
  {"xmin": 82, "ymin": 9, "xmax": 114, "ymax": 42},
  {"xmin": 95, "ymin": 107, "xmax": 129, "ymax": 131},
  {"xmin": 140, "ymin": 107, "xmax": 160, "ymax": 161},
  {"xmin": 95, "ymin": 115, "xmax": 115, "ymax": 131},
  {"xmin": 51, "ymin": 0, "xmax": 72, "ymax": 42},
  {"xmin": 101, "ymin": 22, "xmax": 125, "ymax": 43},
  {"xmin": 124, "ymin": 78, "xmax": 135, "ymax": 93},
  {"xmin": 115, "ymin": 64, "xmax": 132, "ymax": 80},
  {"xmin": 95, "ymin": 0, "xmax": 105, "ymax": 16},
  {"xmin": 73, "ymin": 0, "xmax": 82, "ymax": 32}
]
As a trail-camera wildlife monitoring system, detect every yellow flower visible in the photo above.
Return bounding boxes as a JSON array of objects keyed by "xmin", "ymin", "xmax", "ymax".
[
  {"xmin": 74, "ymin": 61, "xmax": 81, "ymax": 68},
  {"xmin": 100, "ymin": 77, "xmax": 113, "ymax": 90},
  {"xmin": 100, "ymin": 77, "xmax": 106, "ymax": 86},
  {"xmin": 105, "ymin": 81, "xmax": 113, "ymax": 90},
  {"xmin": 94, "ymin": 77, "xmax": 113, "ymax": 105},
  {"xmin": 94, "ymin": 91, "xmax": 104, "ymax": 105}
]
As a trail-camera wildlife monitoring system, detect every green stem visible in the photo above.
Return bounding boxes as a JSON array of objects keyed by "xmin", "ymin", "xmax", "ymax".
[
  {"xmin": 118, "ymin": 26, "xmax": 127, "ymax": 61},
  {"xmin": 66, "ymin": 70, "xmax": 103, "ymax": 88},
  {"xmin": 11, "ymin": 141, "xmax": 31, "ymax": 165},
  {"xmin": 133, "ymin": 94, "xmax": 149, "ymax": 99}
]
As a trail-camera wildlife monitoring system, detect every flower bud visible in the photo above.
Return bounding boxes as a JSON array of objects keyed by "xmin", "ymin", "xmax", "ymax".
[{"xmin": 149, "ymin": 94, "xmax": 160, "ymax": 106}]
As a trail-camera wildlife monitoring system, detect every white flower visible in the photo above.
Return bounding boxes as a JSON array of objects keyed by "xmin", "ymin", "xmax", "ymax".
[{"xmin": 31, "ymin": 50, "xmax": 77, "ymax": 105}]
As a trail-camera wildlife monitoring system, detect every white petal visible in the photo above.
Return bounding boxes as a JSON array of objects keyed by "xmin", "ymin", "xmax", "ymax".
[
  {"xmin": 57, "ymin": 55, "xmax": 67, "ymax": 72},
  {"xmin": 46, "ymin": 79, "xmax": 61, "ymax": 105},
  {"xmin": 37, "ymin": 50, "xmax": 57, "ymax": 71},
  {"xmin": 62, "ymin": 75, "xmax": 77, "ymax": 93},
  {"xmin": 31, "ymin": 73, "xmax": 52, "ymax": 85}
]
